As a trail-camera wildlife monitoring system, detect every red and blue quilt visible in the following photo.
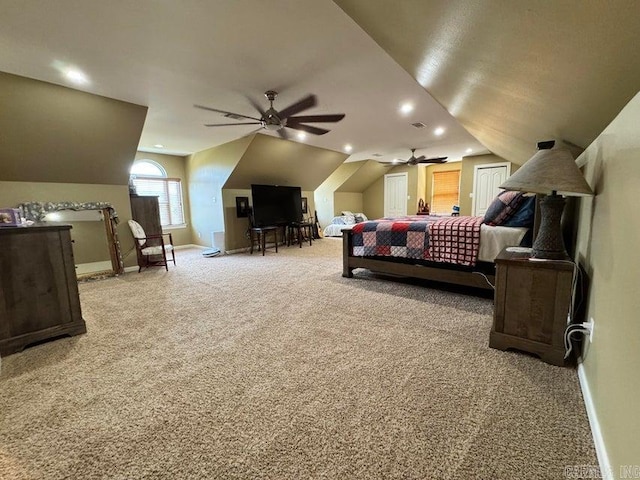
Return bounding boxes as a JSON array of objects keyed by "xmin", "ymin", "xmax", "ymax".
[{"xmin": 351, "ymin": 215, "xmax": 483, "ymax": 267}]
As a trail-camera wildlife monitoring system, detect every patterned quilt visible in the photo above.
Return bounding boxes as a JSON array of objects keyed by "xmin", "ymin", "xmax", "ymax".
[{"xmin": 351, "ymin": 216, "xmax": 483, "ymax": 267}]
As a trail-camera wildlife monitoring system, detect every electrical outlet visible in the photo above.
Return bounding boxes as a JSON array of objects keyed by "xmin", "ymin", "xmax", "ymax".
[
  {"xmin": 582, "ymin": 317, "xmax": 595, "ymax": 343},
  {"xmin": 197, "ymin": 232, "xmax": 201, "ymax": 239}
]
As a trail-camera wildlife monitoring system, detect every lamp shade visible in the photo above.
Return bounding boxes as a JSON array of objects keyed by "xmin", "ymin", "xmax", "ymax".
[{"xmin": 500, "ymin": 148, "xmax": 593, "ymax": 196}]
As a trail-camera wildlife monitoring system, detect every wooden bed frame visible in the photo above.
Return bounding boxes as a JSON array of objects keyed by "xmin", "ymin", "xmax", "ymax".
[
  {"xmin": 341, "ymin": 230, "xmax": 496, "ymax": 291},
  {"xmin": 341, "ymin": 197, "xmax": 578, "ymax": 292}
]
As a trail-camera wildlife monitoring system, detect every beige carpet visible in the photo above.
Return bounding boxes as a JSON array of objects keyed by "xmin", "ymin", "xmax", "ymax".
[{"xmin": 0, "ymin": 238, "xmax": 596, "ymax": 479}]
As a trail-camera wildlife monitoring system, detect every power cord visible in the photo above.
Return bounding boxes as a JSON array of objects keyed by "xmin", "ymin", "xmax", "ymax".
[
  {"xmin": 564, "ymin": 323, "xmax": 591, "ymax": 359},
  {"xmin": 473, "ymin": 271, "xmax": 495, "ymax": 290}
]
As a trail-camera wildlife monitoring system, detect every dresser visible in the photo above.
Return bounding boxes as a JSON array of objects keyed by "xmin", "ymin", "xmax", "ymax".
[{"xmin": 0, "ymin": 225, "xmax": 86, "ymax": 356}]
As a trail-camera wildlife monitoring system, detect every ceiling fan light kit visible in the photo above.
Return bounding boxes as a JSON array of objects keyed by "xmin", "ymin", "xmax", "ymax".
[{"xmin": 195, "ymin": 91, "xmax": 345, "ymax": 140}]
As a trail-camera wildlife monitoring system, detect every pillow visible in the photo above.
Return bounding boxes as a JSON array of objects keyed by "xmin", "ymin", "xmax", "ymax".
[
  {"xmin": 331, "ymin": 216, "xmax": 347, "ymax": 225},
  {"xmin": 354, "ymin": 212, "xmax": 368, "ymax": 223},
  {"xmin": 502, "ymin": 195, "xmax": 536, "ymax": 227},
  {"xmin": 342, "ymin": 214, "xmax": 357, "ymax": 225},
  {"xmin": 483, "ymin": 190, "xmax": 524, "ymax": 226}
]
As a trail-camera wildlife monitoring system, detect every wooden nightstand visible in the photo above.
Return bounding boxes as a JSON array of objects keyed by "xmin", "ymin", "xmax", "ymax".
[{"xmin": 490, "ymin": 248, "xmax": 574, "ymax": 366}]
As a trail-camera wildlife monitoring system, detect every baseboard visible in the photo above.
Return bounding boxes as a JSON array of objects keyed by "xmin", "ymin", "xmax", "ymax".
[
  {"xmin": 225, "ymin": 247, "xmax": 250, "ymax": 254},
  {"xmin": 577, "ymin": 362, "xmax": 614, "ymax": 480},
  {"xmin": 174, "ymin": 244, "xmax": 205, "ymax": 250},
  {"xmin": 123, "ymin": 266, "xmax": 139, "ymax": 273},
  {"xmin": 75, "ymin": 261, "xmax": 113, "ymax": 275}
]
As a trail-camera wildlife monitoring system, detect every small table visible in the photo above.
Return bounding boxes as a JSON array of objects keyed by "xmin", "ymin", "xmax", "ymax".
[
  {"xmin": 250, "ymin": 226, "xmax": 278, "ymax": 255},
  {"xmin": 490, "ymin": 248, "xmax": 574, "ymax": 366},
  {"xmin": 287, "ymin": 221, "xmax": 313, "ymax": 248}
]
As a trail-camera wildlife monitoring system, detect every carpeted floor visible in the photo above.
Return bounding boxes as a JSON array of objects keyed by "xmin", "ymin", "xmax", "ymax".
[{"xmin": 0, "ymin": 238, "xmax": 596, "ymax": 479}]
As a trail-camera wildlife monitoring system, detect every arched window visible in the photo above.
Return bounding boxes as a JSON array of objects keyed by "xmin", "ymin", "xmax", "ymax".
[{"xmin": 130, "ymin": 160, "xmax": 185, "ymax": 227}]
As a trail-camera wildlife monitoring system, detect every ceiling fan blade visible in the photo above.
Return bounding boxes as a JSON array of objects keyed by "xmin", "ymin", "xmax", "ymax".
[
  {"xmin": 286, "ymin": 122, "xmax": 330, "ymax": 136},
  {"xmin": 417, "ymin": 157, "xmax": 448, "ymax": 164},
  {"xmin": 246, "ymin": 96, "xmax": 266, "ymax": 118},
  {"xmin": 414, "ymin": 155, "xmax": 427, "ymax": 162},
  {"xmin": 194, "ymin": 104, "xmax": 262, "ymax": 122},
  {"xmin": 204, "ymin": 122, "xmax": 263, "ymax": 127},
  {"xmin": 286, "ymin": 114, "xmax": 345, "ymax": 123},
  {"xmin": 377, "ymin": 161, "xmax": 407, "ymax": 167},
  {"xmin": 277, "ymin": 94, "xmax": 317, "ymax": 120}
]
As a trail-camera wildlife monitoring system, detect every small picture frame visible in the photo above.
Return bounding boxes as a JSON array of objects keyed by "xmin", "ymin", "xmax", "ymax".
[
  {"xmin": 301, "ymin": 197, "xmax": 308, "ymax": 214},
  {"xmin": 0, "ymin": 208, "xmax": 21, "ymax": 227},
  {"xmin": 236, "ymin": 197, "xmax": 249, "ymax": 218}
]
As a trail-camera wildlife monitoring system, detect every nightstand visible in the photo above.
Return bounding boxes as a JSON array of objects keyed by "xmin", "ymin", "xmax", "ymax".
[{"xmin": 490, "ymin": 248, "xmax": 574, "ymax": 366}]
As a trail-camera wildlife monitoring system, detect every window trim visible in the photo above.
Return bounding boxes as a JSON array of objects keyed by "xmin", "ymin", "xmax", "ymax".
[{"xmin": 131, "ymin": 174, "xmax": 186, "ymax": 228}]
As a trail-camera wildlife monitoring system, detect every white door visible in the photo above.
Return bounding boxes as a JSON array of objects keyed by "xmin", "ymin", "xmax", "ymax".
[
  {"xmin": 384, "ymin": 172, "xmax": 408, "ymax": 217},
  {"xmin": 472, "ymin": 163, "xmax": 511, "ymax": 216}
]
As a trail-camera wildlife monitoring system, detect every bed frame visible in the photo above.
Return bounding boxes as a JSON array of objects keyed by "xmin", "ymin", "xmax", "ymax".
[
  {"xmin": 341, "ymin": 230, "xmax": 496, "ymax": 291},
  {"xmin": 341, "ymin": 197, "xmax": 578, "ymax": 292}
]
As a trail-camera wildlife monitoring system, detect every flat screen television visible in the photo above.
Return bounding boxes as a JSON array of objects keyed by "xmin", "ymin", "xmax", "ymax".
[{"xmin": 251, "ymin": 184, "xmax": 303, "ymax": 227}]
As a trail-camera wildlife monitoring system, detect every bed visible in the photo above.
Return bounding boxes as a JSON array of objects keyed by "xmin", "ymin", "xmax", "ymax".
[
  {"xmin": 342, "ymin": 192, "xmax": 537, "ymax": 291},
  {"xmin": 323, "ymin": 211, "xmax": 367, "ymax": 237}
]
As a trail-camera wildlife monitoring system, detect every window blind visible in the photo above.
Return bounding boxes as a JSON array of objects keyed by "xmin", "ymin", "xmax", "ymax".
[
  {"xmin": 133, "ymin": 177, "xmax": 185, "ymax": 226},
  {"xmin": 431, "ymin": 170, "xmax": 461, "ymax": 214}
]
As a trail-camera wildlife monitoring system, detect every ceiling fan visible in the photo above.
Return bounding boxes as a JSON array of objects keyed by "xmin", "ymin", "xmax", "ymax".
[
  {"xmin": 378, "ymin": 148, "xmax": 447, "ymax": 166},
  {"xmin": 194, "ymin": 90, "xmax": 345, "ymax": 140}
]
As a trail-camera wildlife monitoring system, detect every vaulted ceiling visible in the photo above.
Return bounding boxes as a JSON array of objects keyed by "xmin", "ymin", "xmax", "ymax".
[
  {"xmin": 1, "ymin": 1, "xmax": 638, "ymax": 174},
  {"xmin": 0, "ymin": 0, "xmax": 484, "ymax": 165},
  {"xmin": 335, "ymin": 0, "xmax": 640, "ymax": 164}
]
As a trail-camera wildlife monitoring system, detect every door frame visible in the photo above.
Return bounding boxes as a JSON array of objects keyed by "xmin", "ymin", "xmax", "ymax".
[
  {"xmin": 384, "ymin": 171, "xmax": 408, "ymax": 217},
  {"xmin": 471, "ymin": 162, "xmax": 511, "ymax": 216}
]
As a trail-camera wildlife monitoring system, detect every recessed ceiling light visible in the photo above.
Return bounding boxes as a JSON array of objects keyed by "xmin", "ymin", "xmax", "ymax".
[
  {"xmin": 64, "ymin": 68, "xmax": 89, "ymax": 85},
  {"xmin": 154, "ymin": 144, "xmax": 164, "ymax": 149},
  {"xmin": 434, "ymin": 126, "xmax": 445, "ymax": 136},
  {"xmin": 400, "ymin": 102, "xmax": 414, "ymax": 115},
  {"xmin": 297, "ymin": 132, "xmax": 306, "ymax": 140},
  {"xmin": 344, "ymin": 144, "xmax": 353, "ymax": 153},
  {"xmin": 466, "ymin": 148, "xmax": 473, "ymax": 153}
]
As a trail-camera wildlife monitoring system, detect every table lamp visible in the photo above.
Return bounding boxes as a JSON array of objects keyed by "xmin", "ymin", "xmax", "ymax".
[{"xmin": 499, "ymin": 144, "xmax": 593, "ymax": 260}]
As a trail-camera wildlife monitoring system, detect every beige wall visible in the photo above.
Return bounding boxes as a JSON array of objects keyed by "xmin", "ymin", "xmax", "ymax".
[
  {"xmin": 0, "ymin": 181, "xmax": 136, "ymax": 268},
  {"xmin": 362, "ymin": 174, "xmax": 385, "ymax": 220},
  {"xmin": 0, "ymin": 72, "xmax": 147, "ymax": 186},
  {"xmin": 334, "ymin": 192, "xmax": 363, "ymax": 217},
  {"xmin": 222, "ymin": 188, "xmax": 252, "ymax": 251},
  {"xmin": 574, "ymin": 93, "xmax": 640, "ymax": 470},
  {"xmin": 361, "ymin": 164, "xmax": 419, "ymax": 218},
  {"xmin": 186, "ymin": 136, "xmax": 253, "ymax": 251},
  {"xmin": 314, "ymin": 162, "xmax": 361, "ymax": 228},
  {"xmin": 134, "ymin": 152, "xmax": 193, "ymax": 246}
]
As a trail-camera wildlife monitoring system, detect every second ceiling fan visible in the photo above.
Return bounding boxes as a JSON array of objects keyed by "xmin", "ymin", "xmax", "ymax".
[
  {"xmin": 379, "ymin": 148, "xmax": 447, "ymax": 166},
  {"xmin": 195, "ymin": 90, "xmax": 345, "ymax": 140}
]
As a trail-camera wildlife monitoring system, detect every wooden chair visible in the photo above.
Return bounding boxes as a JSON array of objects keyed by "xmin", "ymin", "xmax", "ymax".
[{"xmin": 127, "ymin": 220, "xmax": 176, "ymax": 272}]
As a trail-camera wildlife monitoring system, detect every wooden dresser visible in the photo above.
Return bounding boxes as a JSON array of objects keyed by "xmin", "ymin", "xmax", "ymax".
[
  {"xmin": 0, "ymin": 225, "xmax": 86, "ymax": 356},
  {"xmin": 490, "ymin": 248, "xmax": 574, "ymax": 366}
]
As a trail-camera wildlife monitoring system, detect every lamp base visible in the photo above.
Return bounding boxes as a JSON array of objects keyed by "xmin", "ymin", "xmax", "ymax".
[{"xmin": 532, "ymin": 194, "xmax": 569, "ymax": 260}]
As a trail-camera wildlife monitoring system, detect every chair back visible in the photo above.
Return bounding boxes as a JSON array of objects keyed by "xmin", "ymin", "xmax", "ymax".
[{"xmin": 128, "ymin": 220, "xmax": 147, "ymax": 246}]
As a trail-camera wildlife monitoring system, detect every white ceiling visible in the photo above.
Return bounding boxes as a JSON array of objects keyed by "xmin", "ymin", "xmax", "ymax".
[{"xmin": 0, "ymin": 0, "xmax": 486, "ymax": 163}]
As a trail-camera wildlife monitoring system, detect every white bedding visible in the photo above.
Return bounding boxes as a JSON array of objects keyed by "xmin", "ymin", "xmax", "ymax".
[
  {"xmin": 478, "ymin": 224, "xmax": 528, "ymax": 262},
  {"xmin": 323, "ymin": 223, "xmax": 354, "ymax": 237}
]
